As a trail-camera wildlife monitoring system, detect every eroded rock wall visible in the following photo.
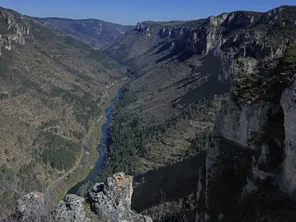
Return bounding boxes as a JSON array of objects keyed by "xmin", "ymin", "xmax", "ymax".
[{"xmin": 0, "ymin": 9, "xmax": 30, "ymax": 54}]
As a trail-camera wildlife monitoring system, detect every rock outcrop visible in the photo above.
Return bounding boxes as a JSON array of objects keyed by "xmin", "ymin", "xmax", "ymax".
[
  {"xmin": 16, "ymin": 173, "xmax": 152, "ymax": 222},
  {"xmin": 16, "ymin": 192, "xmax": 47, "ymax": 222},
  {"xmin": 88, "ymin": 172, "xmax": 152, "ymax": 222},
  {"xmin": 134, "ymin": 10, "xmax": 261, "ymax": 57},
  {"xmin": 53, "ymin": 194, "xmax": 90, "ymax": 222},
  {"xmin": 0, "ymin": 9, "xmax": 30, "ymax": 54}
]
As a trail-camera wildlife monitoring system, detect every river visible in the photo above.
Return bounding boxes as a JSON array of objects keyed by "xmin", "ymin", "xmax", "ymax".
[{"xmin": 67, "ymin": 88, "xmax": 125, "ymax": 194}]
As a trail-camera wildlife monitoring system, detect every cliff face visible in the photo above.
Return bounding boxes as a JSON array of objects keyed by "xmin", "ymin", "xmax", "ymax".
[
  {"xmin": 0, "ymin": 8, "xmax": 30, "ymax": 54},
  {"xmin": 108, "ymin": 7, "xmax": 293, "ymax": 70},
  {"xmin": 194, "ymin": 10, "xmax": 296, "ymax": 220},
  {"xmin": 103, "ymin": 5, "xmax": 296, "ymax": 221},
  {"xmin": 281, "ymin": 79, "xmax": 296, "ymax": 194},
  {"xmin": 6, "ymin": 5, "xmax": 296, "ymax": 222}
]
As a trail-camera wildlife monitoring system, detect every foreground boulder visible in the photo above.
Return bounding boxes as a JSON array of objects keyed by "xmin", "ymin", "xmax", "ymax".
[
  {"xmin": 16, "ymin": 192, "xmax": 47, "ymax": 222},
  {"xmin": 53, "ymin": 194, "xmax": 90, "ymax": 222},
  {"xmin": 88, "ymin": 172, "xmax": 152, "ymax": 222}
]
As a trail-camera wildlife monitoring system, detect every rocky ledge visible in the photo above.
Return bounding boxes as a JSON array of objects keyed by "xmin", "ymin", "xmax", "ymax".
[
  {"xmin": 88, "ymin": 172, "xmax": 152, "ymax": 222},
  {"xmin": 53, "ymin": 195, "xmax": 90, "ymax": 222},
  {"xmin": 16, "ymin": 173, "xmax": 152, "ymax": 222},
  {"xmin": 16, "ymin": 192, "xmax": 47, "ymax": 222}
]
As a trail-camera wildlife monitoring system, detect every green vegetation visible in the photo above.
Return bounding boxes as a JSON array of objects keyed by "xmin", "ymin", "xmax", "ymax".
[
  {"xmin": 64, "ymin": 36, "xmax": 89, "ymax": 50},
  {"xmin": 0, "ymin": 165, "xmax": 19, "ymax": 214},
  {"xmin": 27, "ymin": 18, "xmax": 59, "ymax": 41},
  {"xmin": 18, "ymin": 163, "xmax": 42, "ymax": 192},
  {"xmin": 261, "ymin": 6, "xmax": 296, "ymax": 45},
  {"xmin": 40, "ymin": 132, "xmax": 81, "ymax": 171},
  {"xmin": 0, "ymin": 164, "xmax": 43, "ymax": 215},
  {"xmin": 38, "ymin": 119, "xmax": 59, "ymax": 131},
  {"xmin": 0, "ymin": 50, "xmax": 44, "ymax": 97},
  {"xmin": 0, "ymin": 92, "xmax": 9, "ymax": 100},
  {"xmin": 158, "ymin": 81, "xmax": 180, "ymax": 93},
  {"xmin": 88, "ymin": 50, "xmax": 106, "ymax": 61},
  {"xmin": 116, "ymin": 90, "xmax": 136, "ymax": 107},
  {"xmin": 72, "ymin": 131, "xmax": 84, "ymax": 140},
  {"xmin": 185, "ymin": 130, "xmax": 210, "ymax": 157},
  {"xmin": 0, "ymin": 50, "xmax": 15, "ymax": 82},
  {"xmin": 64, "ymin": 66, "xmax": 93, "ymax": 82},
  {"xmin": 50, "ymin": 86, "xmax": 101, "ymax": 129},
  {"xmin": 232, "ymin": 71, "xmax": 263, "ymax": 104},
  {"xmin": 73, "ymin": 93, "xmax": 101, "ymax": 129},
  {"xmin": 279, "ymin": 44, "xmax": 296, "ymax": 73},
  {"xmin": 96, "ymin": 96, "xmax": 220, "ymax": 182},
  {"xmin": 232, "ymin": 45, "xmax": 296, "ymax": 105},
  {"xmin": 0, "ymin": 8, "xmax": 124, "ymax": 218},
  {"xmin": 88, "ymin": 50, "xmax": 118, "ymax": 69}
]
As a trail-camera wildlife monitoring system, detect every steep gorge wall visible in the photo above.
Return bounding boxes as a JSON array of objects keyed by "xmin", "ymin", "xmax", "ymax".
[
  {"xmin": 103, "ymin": 6, "xmax": 296, "ymax": 221},
  {"xmin": 196, "ymin": 48, "xmax": 296, "ymax": 222},
  {"xmin": 281, "ymin": 79, "xmax": 296, "ymax": 195}
]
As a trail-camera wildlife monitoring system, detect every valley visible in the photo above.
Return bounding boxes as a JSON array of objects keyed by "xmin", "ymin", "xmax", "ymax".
[
  {"xmin": 0, "ymin": 7, "xmax": 126, "ymax": 217},
  {"xmin": 1, "ymin": 3, "xmax": 296, "ymax": 222}
]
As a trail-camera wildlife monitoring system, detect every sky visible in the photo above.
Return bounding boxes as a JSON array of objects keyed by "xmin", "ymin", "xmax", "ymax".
[{"xmin": 0, "ymin": 0, "xmax": 295, "ymax": 25}]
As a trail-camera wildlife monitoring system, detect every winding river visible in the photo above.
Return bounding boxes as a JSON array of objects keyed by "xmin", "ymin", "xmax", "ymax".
[{"xmin": 67, "ymin": 88, "xmax": 125, "ymax": 194}]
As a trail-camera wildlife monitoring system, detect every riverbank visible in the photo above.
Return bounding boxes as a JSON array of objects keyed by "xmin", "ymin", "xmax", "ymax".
[
  {"xmin": 67, "ymin": 87, "xmax": 126, "ymax": 195},
  {"xmin": 46, "ymin": 82, "xmax": 125, "ymax": 206}
]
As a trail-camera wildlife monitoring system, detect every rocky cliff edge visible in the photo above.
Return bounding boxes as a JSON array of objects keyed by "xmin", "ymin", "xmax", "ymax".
[{"xmin": 16, "ymin": 173, "xmax": 152, "ymax": 222}]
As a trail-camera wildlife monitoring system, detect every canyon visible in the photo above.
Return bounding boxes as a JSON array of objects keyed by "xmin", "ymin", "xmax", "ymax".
[{"xmin": 1, "ymin": 4, "xmax": 296, "ymax": 222}]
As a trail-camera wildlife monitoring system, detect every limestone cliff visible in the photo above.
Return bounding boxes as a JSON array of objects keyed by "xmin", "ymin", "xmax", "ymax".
[
  {"xmin": 0, "ymin": 8, "xmax": 31, "ymax": 54},
  {"xmin": 102, "ymin": 6, "xmax": 296, "ymax": 221},
  {"xmin": 195, "ymin": 33, "xmax": 296, "ymax": 222}
]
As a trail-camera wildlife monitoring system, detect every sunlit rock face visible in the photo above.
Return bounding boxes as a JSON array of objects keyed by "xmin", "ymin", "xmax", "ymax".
[
  {"xmin": 53, "ymin": 194, "xmax": 90, "ymax": 222},
  {"xmin": 16, "ymin": 192, "xmax": 47, "ymax": 222},
  {"xmin": 88, "ymin": 172, "xmax": 152, "ymax": 222},
  {"xmin": 0, "ymin": 9, "xmax": 31, "ymax": 54}
]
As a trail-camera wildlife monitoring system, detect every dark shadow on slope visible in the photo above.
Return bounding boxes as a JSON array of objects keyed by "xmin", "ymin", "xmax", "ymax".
[
  {"xmin": 176, "ymin": 50, "xmax": 195, "ymax": 62},
  {"xmin": 176, "ymin": 51, "xmax": 230, "ymax": 106},
  {"xmin": 257, "ymin": 104, "xmax": 285, "ymax": 173},
  {"xmin": 202, "ymin": 106, "xmax": 290, "ymax": 221},
  {"xmin": 153, "ymin": 40, "xmax": 168, "ymax": 49},
  {"xmin": 176, "ymin": 76, "xmax": 229, "ymax": 106},
  {"xmin": 131, "ymin": 151, "xmax": 206, "ymax": 212},
  {"xmin": 154, "ymin": 41, "xmax": 173, "ymax": 55},
  {"xmin": 155, "ymin": 43, "xmax": 188, "ymax": 63}
]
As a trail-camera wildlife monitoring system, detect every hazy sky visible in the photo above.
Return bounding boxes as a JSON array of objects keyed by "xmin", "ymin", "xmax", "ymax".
[{"xmin": 0, "ymin": 0, "xmax": 295, "ymax": 25}]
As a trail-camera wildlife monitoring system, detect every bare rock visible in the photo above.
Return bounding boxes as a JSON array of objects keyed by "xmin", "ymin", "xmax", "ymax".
[
  {"xmin": 88, "ymin": 172, "xmax": 152, "ymax": 222},
  {"xmin": 53, "ymin": 194, "xmax": 90, "ymax": 222},
  {"xmin": 281, "ymin": 75, "xmax": 296, "ymax": 194},
  {"xmin": 16, "ymin": 192, "xmax": 47, "ymax": 222},
  {"xmin": 0, "ymin": 9, "xmax": 31, "ymax": 55}
]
